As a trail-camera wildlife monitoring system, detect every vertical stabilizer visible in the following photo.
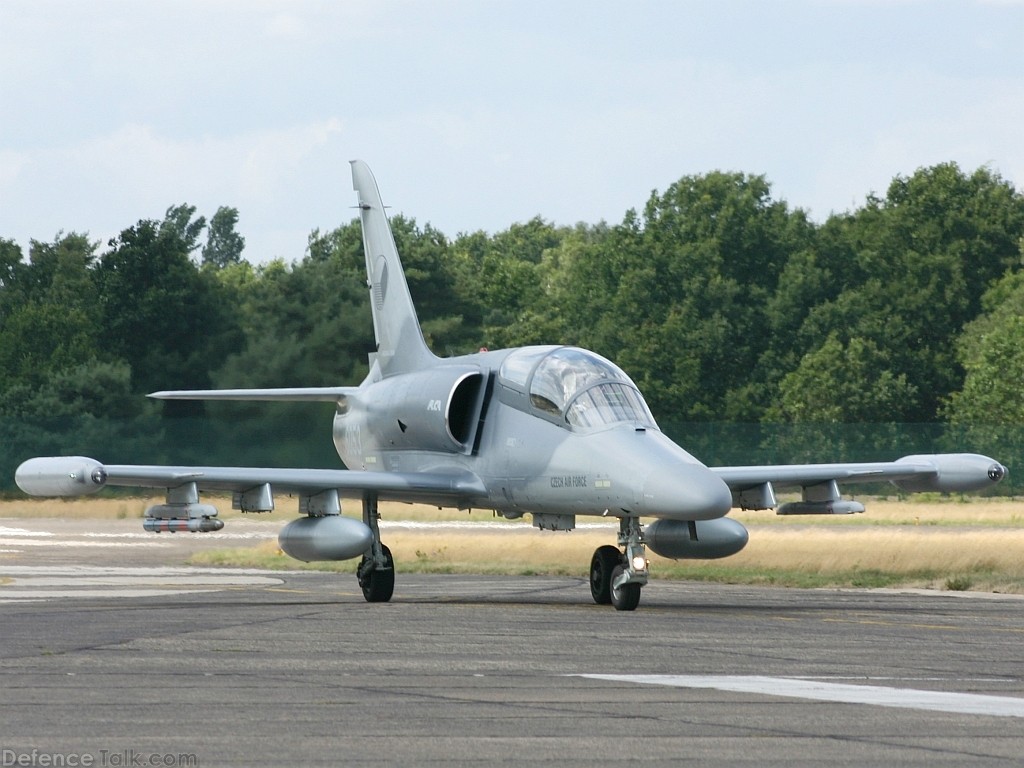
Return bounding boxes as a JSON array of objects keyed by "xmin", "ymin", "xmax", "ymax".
[{"xmin": 351, "ymin": 160, "xmax": 437, "ymax": 376}]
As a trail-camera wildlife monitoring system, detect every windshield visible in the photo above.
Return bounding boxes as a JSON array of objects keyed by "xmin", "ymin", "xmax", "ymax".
[
  {"xmin": 527, "ymin": 347, "xmax": 656, "ymax": 429},
  {"xmin": 565, "ymin": 383, "xmax": 656, "ymax": 429}
]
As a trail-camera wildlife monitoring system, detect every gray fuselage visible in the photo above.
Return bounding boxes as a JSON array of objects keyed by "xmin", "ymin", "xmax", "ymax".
[{"xmin": 333, "ymin": 345, "xmax": 732, "ymax": 523}]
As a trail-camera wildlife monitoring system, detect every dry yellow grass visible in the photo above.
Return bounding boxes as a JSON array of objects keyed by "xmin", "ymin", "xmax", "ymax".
[
  {"xmin": 731, "ymin": 497, "xmax": 1024, "ymax": 528},
  {"xmin": 0, "ymin": 495, "xmax": 162, "ymax": 520},
  {"xmin": 8, "ymin": 494, "xmax": 1024, "ymax": 592},
  {"xmin": 0, "ymin": 495, "xmax": 518, "ymax": 522},
  {"xmin": 722, "ymin": 527, "xmax": 1024, "ymax": 582},
  {"xmin": 7, "ymin": 494, "xmax": 1021, "ymax": 525},
  {"xmin": 189, "ymin": 524, "xmax": 1024, "ymax": 592},
  {"xmin": 379, "ymin": 525, "xmax": 1024, "ymax": 588}
]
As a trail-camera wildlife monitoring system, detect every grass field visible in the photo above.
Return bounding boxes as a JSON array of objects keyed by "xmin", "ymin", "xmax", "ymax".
[{"xmin": 5, "ymin": 494, "xmax": 1024, "ymax": 593}]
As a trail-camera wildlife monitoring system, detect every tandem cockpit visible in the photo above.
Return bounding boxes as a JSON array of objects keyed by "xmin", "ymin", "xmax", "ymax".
[{"xmin": 497, "ymin": 346, "xmax": 658, "ymax": 431}]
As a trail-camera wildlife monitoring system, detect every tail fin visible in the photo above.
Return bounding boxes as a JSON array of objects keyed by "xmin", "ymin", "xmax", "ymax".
[{"xmin": 351, "ymin": 160, "xmax": 437, "ymax": 376}]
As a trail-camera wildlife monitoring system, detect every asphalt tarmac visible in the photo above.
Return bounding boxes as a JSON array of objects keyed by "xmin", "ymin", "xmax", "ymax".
[{"xmin": 2, "ymin": 519, "xmax": 1024, "ymax": 767}]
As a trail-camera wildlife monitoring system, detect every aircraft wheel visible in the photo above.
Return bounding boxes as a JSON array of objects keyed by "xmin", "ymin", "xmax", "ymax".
[
  {"xmin": 590, "ymin": 545, "xmax": 624, "ymax": 605},
  {"xmin": 359, "ymin": 544, "xmax": 395, "ymax": 603},
  {"xmin": 609, "ymin": 564, "xmax": 641, "ymax": 611}
]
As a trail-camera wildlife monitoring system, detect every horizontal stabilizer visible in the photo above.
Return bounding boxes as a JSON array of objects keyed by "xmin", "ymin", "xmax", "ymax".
[{"xmin": 149, "ymin": 387, "xmax": 357, "ymax": 403}]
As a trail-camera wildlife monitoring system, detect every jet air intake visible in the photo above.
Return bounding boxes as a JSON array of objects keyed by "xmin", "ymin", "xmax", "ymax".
[{"xmin": 343, "ymin": 366, "xmax": 488, "ymax": 455}]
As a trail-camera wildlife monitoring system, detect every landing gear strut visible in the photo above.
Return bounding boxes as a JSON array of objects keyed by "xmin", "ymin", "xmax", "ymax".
[
  {"xmin": 589, "ymin": 516, "xmax": 648, "ymax": 611},
  {"xmin": 356, "ymin": 494, "xmax": 394, "ymax": 603}
]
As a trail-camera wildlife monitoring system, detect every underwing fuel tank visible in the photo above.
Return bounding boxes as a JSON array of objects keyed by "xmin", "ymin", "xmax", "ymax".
[
  {"xmin": 645, "ymin": 517, "xmax": 749, "ymax": 560},
  {"xmin": 278, "ymin": 515, "xmax": 374, "ymax": 561}
]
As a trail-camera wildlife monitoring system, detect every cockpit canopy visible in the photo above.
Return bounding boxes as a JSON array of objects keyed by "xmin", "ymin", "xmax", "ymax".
[{"xmin": 499, "ymin": 346, "xmax": 657, "ymax": 430}]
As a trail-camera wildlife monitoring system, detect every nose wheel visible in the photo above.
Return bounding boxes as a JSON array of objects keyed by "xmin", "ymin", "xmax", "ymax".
[
  {"xmin": 609, "ymin": 564, "xmax": 642, "ymax": 611},
  {"xmin": 589, "ymin": 516, "xmax": 648, "ymax": 611},
  {"xmin": 589, "ymin": 545, "xmax": 624, "ymax": 604}
]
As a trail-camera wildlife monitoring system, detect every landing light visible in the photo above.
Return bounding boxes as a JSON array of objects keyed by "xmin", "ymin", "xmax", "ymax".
[{"xmin": 631, "ymin": 555, "xmax": 648, "ymax": 571}]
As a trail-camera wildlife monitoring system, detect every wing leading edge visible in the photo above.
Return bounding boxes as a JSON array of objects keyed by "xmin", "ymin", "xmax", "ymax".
[{"xmin": 16, "ymin": 456, "xmax": 488, "ymax": 508}]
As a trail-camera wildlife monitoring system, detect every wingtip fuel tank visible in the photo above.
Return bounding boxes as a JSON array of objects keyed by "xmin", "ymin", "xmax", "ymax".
[
  {"xmin": 893, "ymin": 453, "xmax": 1007, "ymax": 494},
  {"xmin": 16, "ymin": 456, "xmax": 108, "ymax": 497}
]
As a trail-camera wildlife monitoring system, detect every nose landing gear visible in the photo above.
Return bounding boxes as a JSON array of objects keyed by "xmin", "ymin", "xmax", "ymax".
[{"xmin": 589, "ymin": 516, "xmax": 648, "ymax": 611}]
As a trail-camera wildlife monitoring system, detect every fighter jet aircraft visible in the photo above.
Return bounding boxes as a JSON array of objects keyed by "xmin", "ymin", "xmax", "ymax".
[{"xmin": 16, "ymin": 161, "xmax": 1008, "ymax": 610}]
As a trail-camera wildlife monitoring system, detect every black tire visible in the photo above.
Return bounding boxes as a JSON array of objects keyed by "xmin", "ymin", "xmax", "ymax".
[
  {"xmin": 590, "ymin": 545, "xmax": 624, "ymax": 605},
  {"xmin": 609, "ymin": 563, "xmax": 641, "ymax": 611},
  {"xmin": 359, "ymin": 544, "xmax": 395, "ymax": 603}
]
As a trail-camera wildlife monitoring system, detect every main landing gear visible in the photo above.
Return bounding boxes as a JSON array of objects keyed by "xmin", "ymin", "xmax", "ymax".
[
  {"xmin": 356, "ymin": 495, "xmax": 394, "ymax": 603},
  {"xmin": 589, "ymin": 516, "xmax": 648, "ymax": 611}
]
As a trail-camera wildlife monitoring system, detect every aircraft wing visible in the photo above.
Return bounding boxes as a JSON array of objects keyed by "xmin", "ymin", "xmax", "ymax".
[
  {"xmin": 16, "ymin": 456, "xmax": 489, "ymax": 508},
  {"xmin": 710, "ymin": 453, "xmax": 1007, "ymax": 512}
]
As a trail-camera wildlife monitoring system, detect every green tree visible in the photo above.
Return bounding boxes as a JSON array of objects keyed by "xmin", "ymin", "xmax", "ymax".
[
  {"xmin": 789, "ymin": 164, "xmax": 1024, "ymax": 422},
  {"xmin": 94, "ymin": 219, "xmax": 240, "ymax": 394},
  {"xmin": 768, "ymin": 334, "xmax": 918, "ymax": 422},
  {"xmin": 0, "ymin": 301, "xmax": 98, "ymax": 388},
  {"xmin": 0, "ymin": 238, "xmax": 26, "ymax": 314},
  {"xmin": 449, "ymin": 217, "xmax": 566, "ymax": 350},
  {"xmin": 0, "ymin": 360, "xmax": 165, "ymax": 485},
  {"xmin": 0, "ymin": 234, "xmax": 101, "ymax": 391},
  {"xmin": 160, "ymin": 204, "xmax": 207, "ymax": 254},
  {"xmin": 542, "ymin": 173, "xmax": 812, "ymax": 421},
  {"xmin": 947, "ymin": 267, "xmax": 1024, "ymax": 426},
  {"xmin": 388, "ymin": 216, "xmax": 474, "ymax": 355},
  {"xmin": 214, "ymin": 221, "xmax": 372, "ymax": 391},
  {"xmin": 202, "ymin": 206, "xmax": 246, "ymax": 268}
]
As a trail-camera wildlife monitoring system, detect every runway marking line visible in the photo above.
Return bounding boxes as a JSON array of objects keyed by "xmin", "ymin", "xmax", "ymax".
[
  {"xmin": 0, "ymin": 567, "xmax": 286, "ymax": 602},
  {"xmin": 822, "ymin": 616, "xmax": 1024, "ymax": 635},
  {"xmin": 574, "ymin": 675, "xmax": 1024, "ymax": 719}
]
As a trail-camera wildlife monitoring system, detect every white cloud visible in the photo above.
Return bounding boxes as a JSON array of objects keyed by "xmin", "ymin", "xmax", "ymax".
[
  {"xmin": 264, "ymin": 12, "xmax": 310, "ymax": 40},
  {"xmin": 0, "ymin": 118, "xmax": 351, "ymax": 260},
  {"xmin": 1, "ymin": 1, "xmax": 1021, "ymax": 260},
  {"xmin": 0, "ymin": 150, "xmax": 29, "ymax": 198}
]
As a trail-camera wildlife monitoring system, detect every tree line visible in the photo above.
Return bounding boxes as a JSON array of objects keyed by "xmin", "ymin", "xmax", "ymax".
[{"xmin": 1, "ymin": 162, "xmax": 1023, "ymax": 490}]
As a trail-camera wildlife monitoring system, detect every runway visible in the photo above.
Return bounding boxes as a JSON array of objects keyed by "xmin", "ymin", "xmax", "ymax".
[{"xmin": 2, "ymin": 523, "xmax": 1024, "ymax": 766}]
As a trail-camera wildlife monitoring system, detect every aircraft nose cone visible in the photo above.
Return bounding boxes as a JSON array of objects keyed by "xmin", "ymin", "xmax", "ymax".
[{"xmin": 641, "ymin": 464, "xmax": 733, "ymax": 520}]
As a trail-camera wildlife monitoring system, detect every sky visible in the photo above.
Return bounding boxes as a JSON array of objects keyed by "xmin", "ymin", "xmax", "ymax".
[{"xmin": 1, "ymin": 0, "xmax": 1022, "ymax": 264}]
